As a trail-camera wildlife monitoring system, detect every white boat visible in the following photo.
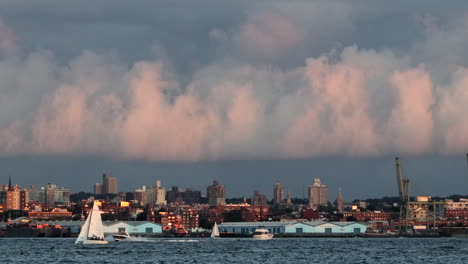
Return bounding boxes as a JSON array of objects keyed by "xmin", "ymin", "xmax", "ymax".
[
  {"xmin": 112, "ymin": 231, "xmax": 132, "ymax": 242},
  {"xmin": 211, "ymin": 222, "xmax": 220, "ymax": 238},
  {"xmin": 253, "ymin": 227, "xmax": 273, "ymax": 240},
  {"xmin": 75, "ymin": 202, "xmax": 108, "ymax": 245}
]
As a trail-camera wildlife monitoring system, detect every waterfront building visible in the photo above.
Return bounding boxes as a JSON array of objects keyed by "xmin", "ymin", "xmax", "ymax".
[
  {"xmin": 308, "ymin": 178, "xmax": 328, "ymax": 208},
  {"xmin": 28, "ymin": 210, "xmax": 73, "ymax": 220},
  {"xmin": 251, "ymin": 190, "xmax": 268, "ymax": 206},
  {"xmin": 273, "ymin": 181, "xmax": 284, "ymax": 205},
  {"xmin": 207, "ymin": 180, "xmax": 226, "ymax": 206},
  {"xmin": 102, "ymin": 221, "xmax": 163, "ymax": 235},
  {"xmin": 218, "ymin": 221, "xmax": 368, "ymax": 235}
]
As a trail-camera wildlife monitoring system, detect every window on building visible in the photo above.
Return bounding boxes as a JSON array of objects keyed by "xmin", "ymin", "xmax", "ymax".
[
  {"xmin": 296, "ymin": 228, "xmax": 303, "ymax": 233},
  {"xmin": 146, "ymin": 227, "xmax": 153, "ymax": 233},
  {"xmin": 118, "ymin": 227, "xmax": 126, "ymax": 232},
  {"xmin": 325, "ymin": 228, "xmax": 332, "ymax": 234},
  {"xmin": 354, "ymin": 228, "xmax": 361, "ymax": 234}
]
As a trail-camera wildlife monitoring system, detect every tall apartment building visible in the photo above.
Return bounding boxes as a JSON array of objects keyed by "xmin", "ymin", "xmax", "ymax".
[
  {"xmin": 207, "ymin": 180, "xmax": 226, "ymax": 206},
  {"xmin": 336, "ymin": 188, "xmax": 344, "ymax": 212},
  {"xmin": 251, "ymin": 190, "xmax": 268, "ymax": 206},
  {"xmin": 94, "ymin": 183, "xmax": 102, "ymax": 195},
  {"xmin": 155, "ymin": 180, "xmax": 166, "ymax": 206},
  {"xmin": 44, "ymin": 184, "xmax": 70, "ymax": 207},
  {"xmin": 6, "ymin": 186, "xmax": 29, "ymax": 210},
  {"xmin": 308, "ymin": 178, "xmax": 328, "ymax": 208},
  {"xmin": 134, "ymin": 186, "xmax": 148, "ymax": 205},
  {"xmin": 273, "ymin": 181, "xmax": 284, "ymax": 205},
  {"xmin": 167, "ymin": 187, "xmax": 201, "ymax": 205},
  {"xmin": 102, "ymin": 173, "xmax": 117, "ymax": 194},
  {"xmin": 134, "ymin": 180, "xmax": 167, "ymax": 206}
]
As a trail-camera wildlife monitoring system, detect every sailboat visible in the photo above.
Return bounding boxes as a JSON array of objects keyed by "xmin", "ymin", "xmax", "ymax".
[
  {"xmin": 75, "ymin": 202, "xmax": 108, "ymax": 245},
  {"xmin": 211, "ymin": 222, "xmax": 220, "ymax": 238}
]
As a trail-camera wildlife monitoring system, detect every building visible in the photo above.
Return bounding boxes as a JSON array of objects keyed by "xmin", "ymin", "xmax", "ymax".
[
  {"xmin": 445, "ymin": 199, "xmax": 468, "ymax": 210},
  {"xmin": 273, "ymin": 181, "xmax": 284, "ymax": 204},
  {"xmin": 134, "ymin": 186, "xmax": 148, "ymax": 205},
  {"xmin": 336, "ymin": 188, "xmax": 344, "ymax": 212},
  {"xmin": 251, "ymin": 190, "xmax": 268, "ymax": 206},
  {"xmin": 102, "ymin": 221, "xmax": 163, "ymax": 235},
  {"xmin": 94, "ymin": 183, "xmax": 102, "ymax": 195},
  {"xmin": 38, "ymin": 184, "xmax": 70, "ymax": 207},
  {"xmin": 143, "ymin": 180, "xmax": 167, "ymax": 206},
  {"xmin": 343, "ymin": 212, "xmax": 393, "ymax": 222},
  {"xmin": 155, "ymin": 180, "xmax": 166, "ymax": 206},
  {"xmin": 6, "ymin": 185, "xmax": 29, "ymax": 210},
  {"xmin": 207, "ymin": 180, "xmax": 226, "ymax": 206},
  {"xmin": 167, "ymin": 187, "xmax": 201, "ymax": 205},
  {"xmin": 28, "ymin": 210, "xmax": 73, "ymax": 220},
  {"xmin": 283, "ymin": 222, "xmax": 367, "ymax": 235},
  {"xmin": 180, "ymin": 207, "xmax": 199, "ymax": 230},
  {"xmin": 308, "ymin": 178, "xmax": 328, "ymax": 208},
  {"xmin": 218, "ymin": 221, "xmax": 368, "ymax": 236},
  {"xmin": 102, "ymin": 173, "xmax": 117, "ymax": 194}
]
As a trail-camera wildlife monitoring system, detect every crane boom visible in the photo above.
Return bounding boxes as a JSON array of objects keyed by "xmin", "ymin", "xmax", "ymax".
[{"xmin": 396, "ymin": 157, "xmax": 404, "ymax": 201}]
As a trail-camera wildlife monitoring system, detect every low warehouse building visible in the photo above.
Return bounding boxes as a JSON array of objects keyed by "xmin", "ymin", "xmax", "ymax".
[
  {"xmin": 103, "ymin": 221, "xmax": 163, "ymax": 235},
  {"xmin": 219, "ymin": 221, "xmax": 368, "ymax": 237},
  {"xmin": 37, "ymin": 220, "xmax": 163, "ymax": 236},
  {"xmin": 284, "ymin": 222, "xmax": 368, "ymax": 235}
]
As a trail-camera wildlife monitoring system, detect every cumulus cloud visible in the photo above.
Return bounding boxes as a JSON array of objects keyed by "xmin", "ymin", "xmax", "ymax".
[{"xmin": 0, "ymin": 5, "xmax": 468, "ymax": 162}]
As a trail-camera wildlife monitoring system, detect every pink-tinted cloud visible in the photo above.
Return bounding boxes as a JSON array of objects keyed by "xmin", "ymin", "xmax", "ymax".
[
  {"xmin": 284, "ymin": 56, "xmax": 378, "ymax": 157},
  {"xmin": 1, "ymin": 14, "xmax": 468, "ymax": 162},
  {"xmin": 387, "ymin": 68, "xmax": 434, "ymax": 155},
  {"xmin": 235, "ymin": 12, "xmax": 302, "ymax": 60}
]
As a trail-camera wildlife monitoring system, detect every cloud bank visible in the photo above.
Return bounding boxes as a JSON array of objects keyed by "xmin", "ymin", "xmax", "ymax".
[{"xmin": 0, "ymin": 2, "xmax": 468, "ymax": 161}]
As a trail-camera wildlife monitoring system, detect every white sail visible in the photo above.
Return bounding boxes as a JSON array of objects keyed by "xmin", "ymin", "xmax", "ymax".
[
  {"xmin": 75, "ymin": 213, "xmax": 91, "ymax": 244},
  {"xmin": 88, "ymin": 202, "xmax": 105, "ymax": 239},
  {"xmin": 211, "ymin": 222, "xmax": 220, "ymax": 238},
  {"xmin": 75, "ymin": 202, "xmax": 108, "ymax": 245}
]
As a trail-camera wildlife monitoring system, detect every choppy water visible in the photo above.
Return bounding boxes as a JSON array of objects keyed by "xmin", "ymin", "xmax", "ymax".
[{"xmin": 1, "ymin": 237, "xmax": 468, "ymax": 263}]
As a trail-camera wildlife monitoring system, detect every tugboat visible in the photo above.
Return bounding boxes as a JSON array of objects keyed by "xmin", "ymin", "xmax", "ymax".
[{"xmin": 253, "ymin": 226, "xmax": 273, "ymax": 240}]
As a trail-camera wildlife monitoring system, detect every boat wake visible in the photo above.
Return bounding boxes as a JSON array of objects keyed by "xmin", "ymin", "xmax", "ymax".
[{"xmin": 166, "ymin": 239, "xmax": 200, "ymax": 243}]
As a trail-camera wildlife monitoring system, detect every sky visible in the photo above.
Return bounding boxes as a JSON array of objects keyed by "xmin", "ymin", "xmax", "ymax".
[{"xmin": 0, "ymin": 1, "xmax": 468, "ymax": 200}]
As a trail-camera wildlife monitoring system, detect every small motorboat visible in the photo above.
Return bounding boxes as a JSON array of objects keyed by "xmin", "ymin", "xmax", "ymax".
[
  {"xmin": 253, "ymin": 227, "xmax": 273, "ymax": 240},
  {"xmin": 112, "ymin": 231, "xmax": 132, "ymax": 242}
]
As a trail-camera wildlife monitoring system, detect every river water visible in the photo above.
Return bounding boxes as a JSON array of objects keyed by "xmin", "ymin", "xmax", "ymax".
[{"xmin": 1, "ymin": 237, "xmax": 467, "ymax": 263}]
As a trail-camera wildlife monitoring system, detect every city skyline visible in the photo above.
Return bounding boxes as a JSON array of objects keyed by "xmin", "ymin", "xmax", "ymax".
[
  {"xmin": 0, "ymin": 2, "xmax": 468, "ymax": 202},
  {"xmin": 2, "ymin": 154, "xmax": 468, "ymax": 201}
]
